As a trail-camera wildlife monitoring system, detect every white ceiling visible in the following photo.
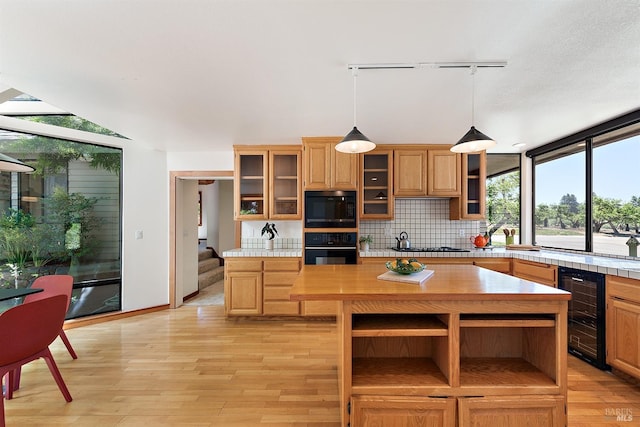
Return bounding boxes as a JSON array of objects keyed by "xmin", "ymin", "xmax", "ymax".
[{"xmin": 0, "ymin": 0, "xmax": 638, "ymax": 154}]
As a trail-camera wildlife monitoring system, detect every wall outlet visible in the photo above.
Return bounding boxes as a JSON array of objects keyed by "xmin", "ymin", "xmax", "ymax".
[
  {"xmin": 459, "ymin": 229, "xmax": 465, "ymax": 237},
  {"xmin": 384, "ymin": 225, "xmax": 393, "ymax": 237}
]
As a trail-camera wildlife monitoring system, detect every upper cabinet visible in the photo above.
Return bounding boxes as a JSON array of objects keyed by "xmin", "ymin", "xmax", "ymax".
[
  {"xmin": 394, "ymin": 146, "xmax": 460, "ymax": 197},
  {"xmin": 450, "ymin": 152, "xmax": 486, "ymax": 220},
  {"xmin": 394, "ymin": 148, "xmax": 428, "ymax": 197},
  {"xmin": 427, "ymin": 149, "xmax": 461, "ymax": 197},
  {"xmin": 302, "ymin": 137, "xmax": 358, "ymax": 190},
  {"xmin": 360, "ymin": 149, "xmax": 393, "ymax": 220},
  {"xmin": 234, "ymin": 148, "xmax": 268, "ymax": 220},
  {"xmin": 269, "ymin": 148, "xmax": 302, "ymax": 219},
  {"xmin": 234, "ymin": 146, "xmax": 301, "ymax": 220}
]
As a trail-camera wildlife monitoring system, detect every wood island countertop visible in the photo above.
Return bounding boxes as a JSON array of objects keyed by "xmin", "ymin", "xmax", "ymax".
[{"xmin": 290, "ymin": 264, "xmax": 571, "ymax": 302}]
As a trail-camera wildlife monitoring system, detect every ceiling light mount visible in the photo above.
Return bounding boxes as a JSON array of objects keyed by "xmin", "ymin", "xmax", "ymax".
[{"xmin": 347, "ymin": 61, "xmax": 507, "ymax": 71}]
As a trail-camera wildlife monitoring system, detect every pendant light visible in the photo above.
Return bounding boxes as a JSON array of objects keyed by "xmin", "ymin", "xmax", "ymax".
[
  {"xmin": 335, "ymin": 67, "xmax": 376, "ymax": 154},
  {"xmin": 0, "ymin": 153, "xmax": 35, "ymax": 172},
  {"xmin": 450, "ymin": 65, "xmax": 496, "ymax": 153}
]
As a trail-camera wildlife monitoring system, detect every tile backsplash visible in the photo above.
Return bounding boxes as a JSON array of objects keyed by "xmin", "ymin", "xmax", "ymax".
[
  {"xmin": 240, "ymin": 199, "xmax": 483, "ymax": 250},
  {"xmin": 359, "ymin": 199, "xmax": 483, "ymax": 250}
]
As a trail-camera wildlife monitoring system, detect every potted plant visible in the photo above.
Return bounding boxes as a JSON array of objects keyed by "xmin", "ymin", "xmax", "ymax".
[
  {"xmin": 261, "ymin": 222, "xmax": 278, "ymax": 250},
  {"xmin": 359, "ymin": 235, "xmax": 373, "ymax": 252}
]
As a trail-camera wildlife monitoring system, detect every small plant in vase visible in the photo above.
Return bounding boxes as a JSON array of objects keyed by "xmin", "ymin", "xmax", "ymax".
[
  {"xmin": 359, "ymin": 235, "xmax": 373, "ymax": 252},
  {"xmin": 261, "ymin": 222, "xmax": 278, "ymax": 250}
]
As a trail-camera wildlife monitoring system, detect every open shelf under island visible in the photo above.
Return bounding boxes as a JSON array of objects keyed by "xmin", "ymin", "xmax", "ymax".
[{"xmin": 290, "ymin": 264, "xmax": 571, "ymax": 427}]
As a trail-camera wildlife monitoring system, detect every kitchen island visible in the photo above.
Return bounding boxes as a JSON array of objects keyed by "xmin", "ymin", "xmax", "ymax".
[{"xmin": 290, "ymin": 264, "xmax": 571, "ymax": 427}]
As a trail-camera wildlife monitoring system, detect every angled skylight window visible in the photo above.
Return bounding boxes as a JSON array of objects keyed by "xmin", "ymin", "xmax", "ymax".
[{"xmin": 0, "ymin": 92, "xmax": 127, "ymax": 139}]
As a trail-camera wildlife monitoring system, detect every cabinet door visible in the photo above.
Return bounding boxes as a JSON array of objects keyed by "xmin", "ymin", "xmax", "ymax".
[
  {"xmin": 451, "ymin": 152, "xmax": 486, "ymax": 219},
  {"xmin": 607, "ymin": 278, "xmax": 640, "ymax": 378},
  {"xmin": 234, "ymin": 150, "xmax": 268, "ymax": 220},
  {"xmin": 512, "ymin": 259, "xmax": 557, "ymax": 287},
  {"xmin": 428, "ymin": 149, "xmax": 460, "ymax": 196},
  {"xmin": 303, "ymin": 137, "xmax": 358, "ymax": 190},
  {"xmin": 394, "ymin": 149, "xmax": 427, "ymax": 197},
  {"xmin": 333, "ymin": 148, "xmax": 358, "ymax": 190},
  {"xmin": 458, "ymin": 396, "xmax": 565, "ymax": 427},
  {"xmin": 269, "ymin": 149, "xmax": 301, "ymax": 219},
  {"xmin": 361, "ymin": 150, "xmax": 394, "ymax": 220},
  {"xmin": 474, "ymin": 258, "xmax": 511, "ymax": 274},
  {"xmin": 263, "ymin": 271, "xmax": 300, "ymax": 315},
  {"xmin": 301, "ymin": 300, "xmax": 337, "ymax": 316},
  {"xmin": 351, "ymin": 396, "xmax": 456, "ymax": 427},
  {"xmin": 303, "ymin": 139, "xmax": 331, "ymax": 189},
  {"xmin": 224, "ymin": 271, "xmax": 262, "ymax": 315}
]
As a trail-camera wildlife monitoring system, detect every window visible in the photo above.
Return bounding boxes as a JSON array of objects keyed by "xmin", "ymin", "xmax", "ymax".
[
  {"xmin": 533, "ymin": 142, "xmax": 586, "ymax": 250},
  {"xmin": 592, "ymin": 126, "xmax": 640, "ymax": 255},
  {"xmin": 0, "ymin": 129, "xmax": 122, "ymax": 318},
  {"xmin": 529, "ymin": 109, "xmax": 640, "ymax": 256},
  {"xmin": 486, "ymin": 154, "xmax": 521, "ymax": 246}
]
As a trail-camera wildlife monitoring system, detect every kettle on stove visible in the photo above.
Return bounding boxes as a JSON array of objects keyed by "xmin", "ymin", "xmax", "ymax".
[{"xmin": 395, "ymin": 231, "xmax": 411, "ymax": 249}]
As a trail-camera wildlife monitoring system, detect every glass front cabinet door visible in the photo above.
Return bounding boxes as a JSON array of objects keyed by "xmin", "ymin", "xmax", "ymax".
[
  {"xmin": 450, "ymin": 152, "xmax": 486, "ymax": 220},
  {"xmin": 269, "ymin": 149, "xmax": 301, "ymax": 219},
  {"xmin": 360, "ymin": 149, "xmax": 393, "ymax": 220},
  {"xmin": 234, "ymin": 149, "xmax": 268, "ymax": 220}
]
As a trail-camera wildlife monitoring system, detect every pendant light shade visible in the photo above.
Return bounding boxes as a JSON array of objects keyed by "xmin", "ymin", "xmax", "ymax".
[
  {"xmin": 450, "ymin": 126, "xmax": 496, "ymax": 153},
  {"xmin": 335, "ymin": 127, "xmax": 376, "ymax": 154},
  {"xmin": 451, "ymin": 66, "xmax": 496, "ymax": 154},
  {"xmin": 0, "ymin": 153, "xmax": 35, "ymax": 172},
  {"xmin": 336, "ymin": 67, "xmax": 375, "ymax": 154}
]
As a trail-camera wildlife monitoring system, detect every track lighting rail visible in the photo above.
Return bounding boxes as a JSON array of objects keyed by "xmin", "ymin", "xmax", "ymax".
[{"xmin": 347, "ymin": 61, "xmax": 507, "ymax": 70}]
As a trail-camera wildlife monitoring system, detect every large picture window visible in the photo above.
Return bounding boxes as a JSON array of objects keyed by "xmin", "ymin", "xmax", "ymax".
[
  {"xmin": 0, "ymin": 129, "xmax": 122, "ymax": 318},
  {"xmin": 529, "ymin": 110, "xmax": 640, "ymax": 256}
]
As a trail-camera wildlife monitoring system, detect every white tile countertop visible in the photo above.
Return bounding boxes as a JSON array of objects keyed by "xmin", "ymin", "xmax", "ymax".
[
  {"xmin": 360, "ymin": 247, "xmax": 640, "ymax": 280},
  {"xmin": 222, "ymin": 248, "xmax": 302, "ymax": 257}
]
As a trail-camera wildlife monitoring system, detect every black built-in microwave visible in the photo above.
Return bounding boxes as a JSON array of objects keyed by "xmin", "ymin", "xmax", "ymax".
[{"xmin": 304, "ymin": 190, "xmax": 356, "ymax": 228}]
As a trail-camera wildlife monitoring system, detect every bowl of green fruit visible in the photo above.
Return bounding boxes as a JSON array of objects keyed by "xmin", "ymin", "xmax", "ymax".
[{"xmin": 385, "ymin": 258, "xmax": 425, "ymax": 275}]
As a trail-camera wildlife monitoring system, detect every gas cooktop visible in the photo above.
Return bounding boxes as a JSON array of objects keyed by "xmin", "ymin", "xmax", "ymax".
[{"xmin": 391, "ymin": 247, "xmax": 470, "ymax": 253}]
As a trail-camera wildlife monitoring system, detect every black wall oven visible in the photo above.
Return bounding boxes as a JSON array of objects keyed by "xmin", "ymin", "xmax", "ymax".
[
  {"xmin": 304, "ymin": 190, "xmax": 356, "ymax": 228},
  {"xmin": 304, "ymin": 232, "xmax": 357, "ymax": 265},
  {"xmin": 558, "ymin": 266, "xmax": 607, "ymax": 370}
]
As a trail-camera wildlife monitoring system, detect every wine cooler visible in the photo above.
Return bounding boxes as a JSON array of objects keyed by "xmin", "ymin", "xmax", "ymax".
[{"xmin": 558, "ymin": 267, "xmax": 608, "ymax": 370}]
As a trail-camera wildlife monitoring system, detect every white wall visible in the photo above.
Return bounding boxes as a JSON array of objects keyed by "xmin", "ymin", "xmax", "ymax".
[
  {"xmin": 167, "ymin": 151, "xmax": 234, "ymax": 171},
  {"xmin": 120, "ymin": 144, "xmax": 169, "ymax": 311}
]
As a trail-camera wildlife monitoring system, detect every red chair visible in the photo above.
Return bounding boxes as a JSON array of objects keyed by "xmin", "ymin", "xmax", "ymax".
[
  {"xmin": 5, "ymin": 275, "xmax": 77, "ymax": 397},
  {"xmin": 0, "ymin": 295, "xmax": 73, "ymax": 427},
  {"xmin": 23, "ymin": 275, "xmax": 77, "ymax": 360}
]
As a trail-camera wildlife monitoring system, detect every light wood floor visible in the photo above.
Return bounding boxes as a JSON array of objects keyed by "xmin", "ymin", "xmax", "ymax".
[{"xmin": 4, "ymin": 305, "xmax": 640, "ymax": 426}]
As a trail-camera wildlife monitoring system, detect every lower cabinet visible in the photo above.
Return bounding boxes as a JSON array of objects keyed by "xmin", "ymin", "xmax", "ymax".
[
  {"xmin": 224, "ymin": 259, "xmax": 263, "ymax": 315},
  {"xmin": 263, "ymin": 259, "xmax": 301, "ymax": 315},
  {"xmin": 458, "ymin": 396, "xmax": 565, "ymax": 427},
  {"xmin": 351, "ymin": 395, "xmax": 456, "ymax": 427},
  {"xmin": 343, "ymin": 304, "xmax": 566, "ymax": 427},
  {"xmin": 473, "ymin": 258, "xmax": 511, "ymax": 274},
  {"xmin": 301, "ymin": 300, "xmax": 337, "ymax": 316},
  {"xmin": 512, "ymin": 259, "xmax": 557, "ymax": 287},
  {"xmin": 350, "ymin": 395, "xmax": 564, "ymax": 427},
  {"xmin": 606, "ymin": 275, "xmax": 640, "ymax": 379},
  {"xmin": 226, "ymin": 257, "xmax": 322, "ymax": 317}
]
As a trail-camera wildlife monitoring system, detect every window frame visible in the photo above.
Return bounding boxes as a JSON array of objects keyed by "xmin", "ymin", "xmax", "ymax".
[{"xmin": 527, "ymin": 108, "xmax": 640, "ymax": 253}]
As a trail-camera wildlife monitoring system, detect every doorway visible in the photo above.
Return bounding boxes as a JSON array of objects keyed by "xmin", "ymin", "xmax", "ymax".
[{"xmin": 169, "ymin": 170, "xmax": 234, "ymax": 308}]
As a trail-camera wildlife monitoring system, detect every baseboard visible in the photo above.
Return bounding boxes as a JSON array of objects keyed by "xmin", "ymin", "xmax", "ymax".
[
  {"xmin": 63, "ymin": 304, "xmax": 170, "ymax": 329},
  {"xmin": 183, "ymin": 290, "xmax": 200, "ymax": 301}
]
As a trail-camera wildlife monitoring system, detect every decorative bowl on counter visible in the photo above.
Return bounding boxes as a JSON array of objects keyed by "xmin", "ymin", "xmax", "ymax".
[{"xmin": 385, "ymin": 258, "xmax": 425, "ymax": 275}]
